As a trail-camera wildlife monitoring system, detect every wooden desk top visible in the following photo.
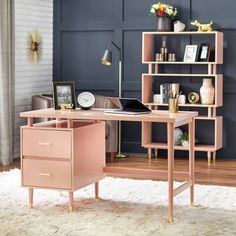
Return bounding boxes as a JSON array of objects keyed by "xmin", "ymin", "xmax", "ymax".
[{"xmin": 20, "ymin": 108, "xmax": 198, "ymax": 124}]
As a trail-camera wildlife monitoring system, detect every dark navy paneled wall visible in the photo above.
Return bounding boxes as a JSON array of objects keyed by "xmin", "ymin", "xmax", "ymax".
[{"xmin": 54, "ymin": 0, "xmax": 236, "ymax": 159}]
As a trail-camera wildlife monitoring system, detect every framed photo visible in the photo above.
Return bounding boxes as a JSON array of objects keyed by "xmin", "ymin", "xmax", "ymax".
[
  {"xmin": 198, "ymin": 43, "xmax": 211, "ymax": 62},
  {"xmin": 53, "ymin": 81, "xmax": 76, "ymax": 110},
  {"xmin": 183, "ymin": 45, "xmax": 198, "ymax": 62}
]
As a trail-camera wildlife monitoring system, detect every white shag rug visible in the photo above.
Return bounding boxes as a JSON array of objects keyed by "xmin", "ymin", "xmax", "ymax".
[{"xmin": 0, "ymin": 169, "xmax": 236, "ymax": 236}]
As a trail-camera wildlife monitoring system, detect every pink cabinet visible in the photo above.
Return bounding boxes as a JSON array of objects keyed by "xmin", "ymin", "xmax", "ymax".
[{"xmin": 21, "ymin": 120, "xmax": 105, "ymax": 211}]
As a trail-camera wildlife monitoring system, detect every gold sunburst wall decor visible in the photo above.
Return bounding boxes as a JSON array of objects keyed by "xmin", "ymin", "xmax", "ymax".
[{"xmin": 26, "ymin": 30, "xmax": 43, "ymax": 63}]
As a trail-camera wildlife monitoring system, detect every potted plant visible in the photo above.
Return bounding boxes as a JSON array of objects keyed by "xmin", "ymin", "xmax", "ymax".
[
  {"xmin": 178, "ymin": 132, "xmax": 199, "ymax": 147},
  {"xmin": 150, "ymin": 2, "xmax": 178, "ymax": 31}
]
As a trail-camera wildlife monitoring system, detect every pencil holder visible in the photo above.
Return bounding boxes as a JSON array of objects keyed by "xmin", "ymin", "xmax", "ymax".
[{"xmin": 169, "ymin": 98, "xmax": 178, "ymax": 113}]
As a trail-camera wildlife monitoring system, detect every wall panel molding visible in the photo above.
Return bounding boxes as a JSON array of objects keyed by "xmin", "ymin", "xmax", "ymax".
[{"xmin": 54, "ymin": 0, "xmax": 236, "ymax": 159}]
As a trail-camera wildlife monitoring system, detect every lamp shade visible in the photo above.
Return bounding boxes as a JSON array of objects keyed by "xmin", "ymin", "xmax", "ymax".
[{"xmin": 101, "ymin": 50, "xmax": 112, "ymax": 65}]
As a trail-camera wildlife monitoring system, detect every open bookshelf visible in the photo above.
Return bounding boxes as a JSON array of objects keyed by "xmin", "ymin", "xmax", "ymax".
[{"xmin": 141, "ymin": 31, "xmax": 223, "ymax": 162}]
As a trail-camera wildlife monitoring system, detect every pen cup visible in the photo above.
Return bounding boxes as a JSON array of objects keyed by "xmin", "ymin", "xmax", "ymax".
[{"xmin": 169, "ymin": 98, "xmax": 179, "ymax": 113}]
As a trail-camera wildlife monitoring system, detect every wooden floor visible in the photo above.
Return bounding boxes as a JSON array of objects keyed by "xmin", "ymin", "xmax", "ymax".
[{"xmin": 1, "ymin": 156, "xmax": 236, "ymax": 187}]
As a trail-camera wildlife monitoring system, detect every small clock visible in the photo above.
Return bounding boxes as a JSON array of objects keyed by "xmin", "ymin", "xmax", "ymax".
[{"xmin": 77, "ymin": 92, "xmax": 95, "ymax": 110}]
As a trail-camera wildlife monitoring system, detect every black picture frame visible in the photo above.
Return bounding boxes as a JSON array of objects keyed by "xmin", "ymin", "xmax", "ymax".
[
  {"xmin": 198, "ymin": 43, "xmax": 211, "ymax": 62},
  {"xmin": 53, "ymin": 81, "xmax": 76, "ymax": 110}
]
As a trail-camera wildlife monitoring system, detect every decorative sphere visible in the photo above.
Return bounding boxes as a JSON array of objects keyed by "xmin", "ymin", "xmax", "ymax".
[{"xmin": 174, "ymin": 128, "xmax": 183, "ymax": 145}]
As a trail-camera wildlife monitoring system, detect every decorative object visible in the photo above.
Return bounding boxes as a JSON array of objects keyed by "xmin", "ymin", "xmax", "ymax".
[
  {"xmin": 198, "ymin": 43, "xmax": 211, "ymax": 62},
  {"xmin": 150, "ymin": 2, "xmax": 177, "ymax": 31},
  {"xmin": 168, "ymin": 98, "xmax": 178, "ymax": 113},
  {"xmin": 160, "ymin": 36, "xmax": 168, "ymax": 61},
  {"xmin": 191, "ymin": 20, "xmax": 213, "ymax": 32},
  {"xmin": 101, "ymin": 41, "xmax": 127, "ymax": 158},
  {"xmin": 77, "ymin": 92, "xmax": 96, "ymax": 110},
  {"xmin": 26, "ymin": 29, "xmax": 43, "ymax": 63},
  {"xmin": 168, "ymin": 53, "xmax": 176, "ymax": 62},
  {"xmin": 174, "ymin": 128, "xmax": 183, "ymax": 145},
  {"xmin": 200, "ymin": 78, "xmax": 215, "ymax": 105},
  {"xmin": 153, "ymin": 94, "xmax": 162, "ymax": 103},
  {"xmin": 2, "ymin": 169, "xmax": 236, "ymax": 236},
  {"xmin": 188, "ymin": 92, "xmax": 200, "ymax": 104},
  {"xmin": 178, "ymin": 94, "xmax": 186, "ymax": 104},
  {"xmin": 174, "ymin": 20, "xmax": 186, "ymax": 32},
  {"xmin": 178, "ymin": 132, "xmax": 189, "ymax": 146},
  {"xmin": 183, "ymin": 45, "xmax": 198, "ymax": 62},
  {"xmin": 155, "ymin": 53, "xmax": 163, "ymax": 61},
  {"xmin": 53, "ymin": 82, "xmax": 76, "ymax": 110}
]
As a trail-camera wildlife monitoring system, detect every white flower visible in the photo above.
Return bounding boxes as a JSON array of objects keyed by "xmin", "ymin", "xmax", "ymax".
[{"xmin": 150, "ymin": 8, "xmax": 156, "ymax": 14}]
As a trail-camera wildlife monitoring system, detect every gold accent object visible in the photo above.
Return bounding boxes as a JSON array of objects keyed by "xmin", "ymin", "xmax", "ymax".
[
  {"xmin": 191, "ymin": 20, "xmax": 213, "ymax": 32},
  {"xmin": 59, "ymin": 103, "xmax": 73, "ymax": 110},
  {"xmin": 38, "ymin": 173, "xmax": 51, "ymax": 177},
  {"xmin": 167, "ymin": 217, "xmax": 174, "ymax": 224},
  {"xmin": 188, "ymin": 92, "xmax": 200, "ymax": 104},
  {"xmin": 69, "ymin": 206, "xmax": 73, "ymax": 212},
  {"xmin": 169, "ymin": 98, "xmax": 178, "ymax": 113},
  {"xmin": 26, "ymin": 30, "xmax": 43, "ymax": 62},
  {"xmin": 29, "ymin": 203, "xmax": 33, "ymax": 209}
]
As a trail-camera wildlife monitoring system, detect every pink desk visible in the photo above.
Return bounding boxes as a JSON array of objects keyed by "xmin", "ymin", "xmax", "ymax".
[{"xmin": 20, "ymin": 108, "xmax": 197, "ymax": 222}]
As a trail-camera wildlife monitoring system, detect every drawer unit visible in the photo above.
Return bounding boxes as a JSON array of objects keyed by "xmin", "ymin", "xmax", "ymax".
[
  {"xmin": 22, "ymin": 129, "xmax": 72, "ymax": 159},
  {"xmin": 22, "ymin": 159, "xmax": 72, "ymax": 189}
]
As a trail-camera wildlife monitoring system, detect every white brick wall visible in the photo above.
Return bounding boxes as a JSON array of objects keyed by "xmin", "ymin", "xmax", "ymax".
[{"xmin": 14, "ymin": 0, "xmax": 53, "ymax": 158}]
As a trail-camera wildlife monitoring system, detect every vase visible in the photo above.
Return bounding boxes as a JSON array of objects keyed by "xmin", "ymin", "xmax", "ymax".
[
  {"xmin": 156, "ymin": 17, "xmax": 173, "ymax": 32},
  {"xmin": 200, "ymin": 78, "xmax": 215, "ymax": 105}
]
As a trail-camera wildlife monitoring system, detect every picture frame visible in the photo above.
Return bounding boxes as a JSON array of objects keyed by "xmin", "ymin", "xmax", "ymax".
[
  {"xmin": 53, "ymin": 81, "xmax": 76, "ymax": 110},
  {"xmin": 183, "ymin": 45, "xmax": 198, "ymax": 62},
  {"xmin": 198, "ymin": 43, "xmax": 211, "ymax": 62}
]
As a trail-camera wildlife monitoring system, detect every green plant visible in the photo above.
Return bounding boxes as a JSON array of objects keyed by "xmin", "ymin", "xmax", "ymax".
[{"xmin": 178, "ymin": 132, "xmax": 199, "ymax": 146}]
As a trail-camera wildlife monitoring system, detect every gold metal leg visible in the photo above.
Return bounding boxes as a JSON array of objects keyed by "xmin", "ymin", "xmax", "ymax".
[
  {"xmin": 213, "ymin": 151, "xmax": 216, "ymax": 161},
  {"xmin": 69, "ymin": 192, "xmax": 73, "ymax": 212},
  {"xmin": 154, "ymin": 149, "xmax": 158, "ymax": 158},
  {"xmin": 207, "ymin": 151, "xmax": 211, "ymax": 163},
  {"xmin": 95, "ymin": 182, "xmax": 99, "ymax": 199},
  {"xmin": 28, "ymin": 188, "xmax": 33, "ymax": 208},
  {"xmin": 148, "ymin": 148, "xmax": 152, "ymax": 159}
]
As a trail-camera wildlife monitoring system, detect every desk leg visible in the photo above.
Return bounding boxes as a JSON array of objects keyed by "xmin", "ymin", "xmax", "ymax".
[
  {"xmin": 167, "ymin": 122, "xmax": 174, "ymax": 223},
  {"xmin": 189, "ymin": 118, "xmax": 195, "ymax": 206},
  {"xmin": 28, "ymin": 188, "xmax": 33, "ymax": 208},
  {"xmin": 95, "ymin": 182, "xmax": 99, "ymax": 199},
  {"xmin": 69, "ymin": 192, "xmax": 73, "ymax": 212}
]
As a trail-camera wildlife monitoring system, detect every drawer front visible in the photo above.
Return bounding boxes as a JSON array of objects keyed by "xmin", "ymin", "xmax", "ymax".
[
  {"xmin": 22, "ymin": 159, "xmax": 71, "ymax": 189},
  {"xmin": 22, "ymin": 129, "xmax": 71, "ymax": 159}
]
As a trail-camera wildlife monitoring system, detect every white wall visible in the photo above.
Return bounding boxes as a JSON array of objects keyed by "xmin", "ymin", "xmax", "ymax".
[{"xmin": 14, "ymin": 0, "xmax": 53, "ymax": 158}]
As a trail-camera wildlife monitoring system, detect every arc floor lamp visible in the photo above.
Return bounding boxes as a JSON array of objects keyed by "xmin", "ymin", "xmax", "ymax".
[{"xmin": 101, "ymin": 41, "xmax": 127, "ymax": 158}]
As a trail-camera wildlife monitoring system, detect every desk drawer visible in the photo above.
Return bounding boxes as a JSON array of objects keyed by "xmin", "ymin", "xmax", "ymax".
[
  {"xmin": 22, "ymin": 129, "xmax": 71, "ymax": 159},
  {"xmin": 22, "ymin": 159, "xmax": 71, "ymax": 189}
]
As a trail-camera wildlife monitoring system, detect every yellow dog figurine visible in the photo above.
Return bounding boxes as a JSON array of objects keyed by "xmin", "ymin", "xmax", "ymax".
[{"xmin": 191, "ymin": 20, "xmax": 213, "ymax": 32}]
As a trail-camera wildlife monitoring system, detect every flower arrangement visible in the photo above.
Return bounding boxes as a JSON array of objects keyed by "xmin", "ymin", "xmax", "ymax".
[{"xmin": 150, "ymin": 2, "xmax": 177, "ymax": 19}]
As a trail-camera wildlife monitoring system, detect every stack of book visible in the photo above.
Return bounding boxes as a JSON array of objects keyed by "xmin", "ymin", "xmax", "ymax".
[{"xmin": 160, "ymin": 83, "xmax": 179, "ymax": 104}]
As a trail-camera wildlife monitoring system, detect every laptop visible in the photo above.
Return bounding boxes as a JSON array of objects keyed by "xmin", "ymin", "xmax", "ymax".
[{"xmin": 104, "ymin": 97, "xmax": 151, "ymax": 115}]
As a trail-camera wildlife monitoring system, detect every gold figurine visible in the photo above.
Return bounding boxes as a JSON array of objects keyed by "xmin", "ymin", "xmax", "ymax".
[{"xmin": 191, "ymin": 20, "xmax": 213, "ymax": 32}]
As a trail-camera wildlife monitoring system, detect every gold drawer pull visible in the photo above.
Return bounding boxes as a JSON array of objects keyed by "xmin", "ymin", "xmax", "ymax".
[
  {"xmin": 38, "ymin": 173, "xmax": 51, "ymax": 177},
  {"xmin": 38, "ymin": 142, "xmax": 52, "ymax": 146}
]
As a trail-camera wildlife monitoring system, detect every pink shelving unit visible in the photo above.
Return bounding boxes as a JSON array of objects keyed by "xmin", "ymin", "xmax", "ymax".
[{"xmin": 141, "ymin": 31, "xmax": 224, "ymax": 162}]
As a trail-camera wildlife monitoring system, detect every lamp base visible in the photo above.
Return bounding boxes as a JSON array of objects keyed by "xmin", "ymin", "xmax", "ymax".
[{"xmin": 115, "ymin": 153, "xmax": 128, "ymax": 158}]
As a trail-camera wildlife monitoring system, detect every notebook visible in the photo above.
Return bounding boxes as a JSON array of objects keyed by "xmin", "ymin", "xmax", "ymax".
[{"xmin": 104, "ymin": 97, "xmax": 151, "ymax": 115}]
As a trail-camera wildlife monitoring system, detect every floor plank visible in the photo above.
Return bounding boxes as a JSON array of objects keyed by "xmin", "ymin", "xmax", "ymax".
[{"xmin": 1, "ymin": 156, "xmax": 236, "ymax": 187}]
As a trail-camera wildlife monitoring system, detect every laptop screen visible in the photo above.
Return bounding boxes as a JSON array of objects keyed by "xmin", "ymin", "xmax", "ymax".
[{"xmin": 107, "ymin": 97, "xmax": 151, "ymax": 112}]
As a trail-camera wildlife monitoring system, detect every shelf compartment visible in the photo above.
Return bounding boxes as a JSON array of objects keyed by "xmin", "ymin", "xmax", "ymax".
[
  {"xmin": 143, "ymin": 142, "xmax": 216, "ymax": 152},
  {"xmin": 142, "ymin": 31, "xmax": 223, "ymax": 64},
  {"xmin": 141, "ymin": 116, "xmax": 223, "ymax": 152},
  {"xmin": 142, "ymin": 74, "xmax": 223, "ymax": 108}
]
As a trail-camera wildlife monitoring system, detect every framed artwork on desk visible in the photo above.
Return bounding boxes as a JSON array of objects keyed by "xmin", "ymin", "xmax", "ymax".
[{"xmin": 53, "ymin": 81, "xmax": 76, "ymax": 110}]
